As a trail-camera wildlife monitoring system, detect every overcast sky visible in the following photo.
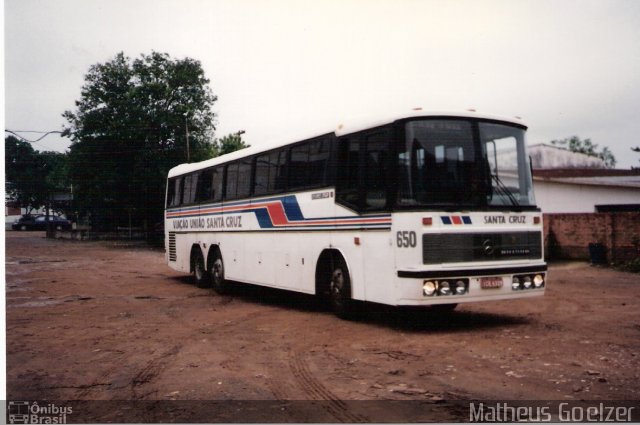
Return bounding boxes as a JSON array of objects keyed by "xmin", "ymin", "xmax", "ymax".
[{"xmin": 5, "ymin": 0, "xmax": 640, "ymax": 167}]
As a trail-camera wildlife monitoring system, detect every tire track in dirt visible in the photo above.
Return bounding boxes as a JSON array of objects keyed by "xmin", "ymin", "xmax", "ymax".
[
  {"xmin": 266, "ymin": 376, "xmax": 291, "ymax": 400},
  {"xmin": 74, "ymin": 365, "xmax": 120, "ymax": 399},
  {"xmin": 73, "ymin": 351, "xmax": 130, "ymax": 398},
  {"xmin": 130, "ymin": 344, "xmax": 182, "ymax": 399},
  {"xmin": 288, "ymin": 350, "xmax": 368, "ymax": 423}
]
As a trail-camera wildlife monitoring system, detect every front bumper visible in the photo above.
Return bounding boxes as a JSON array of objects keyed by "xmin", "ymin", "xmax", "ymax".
[{"xmin": 395, "ymin": 264, "xmax": 547, "ymax": 306}]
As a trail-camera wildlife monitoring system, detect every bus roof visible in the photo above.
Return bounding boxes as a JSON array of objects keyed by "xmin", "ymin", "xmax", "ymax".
[{"xmin": 168, "ymin": 110, "xmax": 526, "ymax": 178}]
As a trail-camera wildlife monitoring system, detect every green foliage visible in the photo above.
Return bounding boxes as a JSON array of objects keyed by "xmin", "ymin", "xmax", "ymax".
[
  {"xmin": 617, "ymin": 257, "xmax": 640, "ymax": 273},
  {"xmin": 550, "ymin": 136, "xmax": 616, "ymax": 168},
  {"xmin": 63, "ymin": 51, "xmax": 217, "ymax": 230},
  {"xmin": 214, "ymin": 132, "xmax": 250, "ymax": 156},
  {"xmin": 5, "ymin": 136, "xmax": 69, "ymax": 213}
]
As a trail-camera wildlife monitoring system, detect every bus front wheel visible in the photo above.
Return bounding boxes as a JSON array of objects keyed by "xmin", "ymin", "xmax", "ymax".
[
  {"xmin": 329, "ymin": 259, "xmax": 356, "ymax": 320},
  {"xmin": 210, "ymin": 248, "xmax": 230, "ymax": 295}
]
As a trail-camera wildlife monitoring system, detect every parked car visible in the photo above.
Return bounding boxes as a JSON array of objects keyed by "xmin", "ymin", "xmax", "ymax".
[{"xmin": 11, "ymin": 215, "xmax": 71, "ymax": 231}]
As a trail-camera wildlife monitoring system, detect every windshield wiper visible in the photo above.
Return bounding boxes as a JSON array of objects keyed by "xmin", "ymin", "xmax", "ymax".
[{"xmin": 491, "ymin": 174, "xmax": 520, "ymax": 207}]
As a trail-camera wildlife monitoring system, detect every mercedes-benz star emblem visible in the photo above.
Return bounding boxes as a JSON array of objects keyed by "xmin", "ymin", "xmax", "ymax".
[{"xmin": 482, "ymin": 239, "xmax": 494, "ymax": 256}]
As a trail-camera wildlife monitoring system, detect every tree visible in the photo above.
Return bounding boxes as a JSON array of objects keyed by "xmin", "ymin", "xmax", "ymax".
[
  {"xmin": 5, "ymin": 136, "xmax": 47, "ymax": 213},
  {"xmin": 63, "ymin": 51, "xmax": 217, "ymax": 231},
  {"xmin": 632, "ymin": 147, "xmax": 640, "ymax": 169},
  {"xmin": 550, "ymin": 136, "xmax": 616, "ymax": 168},
  {"xmin": 5, "ymin": 135, "xmax": 70, "ymax": 214},
  {"xmin": 215, "ymin": 131, "xmax": 250, "ymax": 156}
]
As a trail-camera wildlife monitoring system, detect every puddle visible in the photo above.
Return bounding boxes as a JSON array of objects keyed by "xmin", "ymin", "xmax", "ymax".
[
  {"xmin": 17, "ymin": 259, "xmax": 68, "ymax": 265},
  {"xmin": 6, "ymin": 285, "xmax": 32, "ymax": 293},
  {"xmin": 8, "ymin": 294, "xmax": 94, "ymax": 308},
  {"xmin": 8, "ymin": 297, "xmax": 61, "ymax": 308},
  {"xmin": 5, "ymin": 277, "xmax": 49, "ymax": 288}
]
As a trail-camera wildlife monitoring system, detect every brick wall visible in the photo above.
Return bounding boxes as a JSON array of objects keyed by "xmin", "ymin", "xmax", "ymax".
[
  {"xmin": 543, "ymin": 212, "xmax": 640, "ymax": 264},
  {"xmin": 6, "ymin": 206, "xmax": 21, "ymax": 216}
]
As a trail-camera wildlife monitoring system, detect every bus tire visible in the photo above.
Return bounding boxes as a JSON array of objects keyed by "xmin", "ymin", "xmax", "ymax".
[
  {"xmin": 329, "ymin": 258, "xmax": 356, "ymax": 320},
  {"xmin": 192, "ymin": 247, "xmax": 209, "ymax": 288},
  {"xmin": 209, "ymin": 248, "xmax": 229, "ymax": 295}
]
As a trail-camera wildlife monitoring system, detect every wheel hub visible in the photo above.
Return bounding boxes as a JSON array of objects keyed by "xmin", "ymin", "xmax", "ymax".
[
  {"xmin": 331, "ymin": 269, "xmax": 344, "ymax": 295},
  {"xmin": 212, "ymin": 259, "xmax": 223, "ymax": 283}
]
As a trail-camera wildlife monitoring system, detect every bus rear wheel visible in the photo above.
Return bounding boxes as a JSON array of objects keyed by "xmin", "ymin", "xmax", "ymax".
[
  {"xmin": 210, "ymin": 249, "xmax": 230, "ymax": 295},
  {"xmin": 192, "ymin": 248, "xmax": 209, "ymax": 288},
  {"xmin": 329, "ymin": 259, "xmax": 356, "ymax": 320}
]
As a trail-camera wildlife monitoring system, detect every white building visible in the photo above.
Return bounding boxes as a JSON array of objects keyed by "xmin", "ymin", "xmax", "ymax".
[
  {"xmin": 533, "ymin": 169, "xmax": 640, "ymax": 213},
  {"xmin": 517, "ymin": 143, "xmax": 639, "ymax": 213}
]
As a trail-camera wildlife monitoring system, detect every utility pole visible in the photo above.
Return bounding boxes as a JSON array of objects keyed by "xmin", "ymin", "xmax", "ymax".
[
  {"xmin": 45, "ymin": 196, "xmax": 52, "ymax": 238},
  {"xmin": 185, "ymin": 113, "xmax": 190, "ymax": 163}
]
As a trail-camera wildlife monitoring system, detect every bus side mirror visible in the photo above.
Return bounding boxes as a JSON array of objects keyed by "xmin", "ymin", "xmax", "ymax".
[{"xmin": 529, "ymin": 156, "xmax": 533, "ymax": 176}]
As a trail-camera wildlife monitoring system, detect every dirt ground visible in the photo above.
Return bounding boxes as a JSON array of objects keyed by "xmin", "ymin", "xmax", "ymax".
[{"xmin": 5, "ymin": 232, "xmax": 640, "ymax": 422}]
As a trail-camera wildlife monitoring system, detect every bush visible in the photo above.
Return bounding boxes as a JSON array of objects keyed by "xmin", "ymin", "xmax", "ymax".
[{"xmin": 617, "ymin": 258, "xmax": 640, "ymax": 273}]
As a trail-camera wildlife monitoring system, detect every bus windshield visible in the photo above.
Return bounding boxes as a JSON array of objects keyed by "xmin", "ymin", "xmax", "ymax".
[{"xmin": 397, "ymin": 119, "xmax": 536, "ymax": 209}]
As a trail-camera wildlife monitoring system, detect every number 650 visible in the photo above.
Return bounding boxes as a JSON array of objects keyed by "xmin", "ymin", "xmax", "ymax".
[{"xmin": 396, "ymin": 231, "xmax": 417, "ymax": 248}]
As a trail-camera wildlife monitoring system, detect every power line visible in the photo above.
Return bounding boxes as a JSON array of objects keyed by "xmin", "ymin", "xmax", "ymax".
[
  {"xmin": 5, "ymin": 129, "xmax": 64, "ymax": 143},
  {"xmin": 9, "ymin": 130, "xmax": 61, "ymax": 133},
  {"xmin": 5, "ymin": 128, "xmax": 216, "ymax": 156}
]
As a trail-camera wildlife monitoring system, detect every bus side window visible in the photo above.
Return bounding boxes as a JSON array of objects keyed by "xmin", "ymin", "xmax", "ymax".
[
  {"xmin": 225, "ymin": 163, "xmax": 239, "ymax": 200},
  {"xmin": 308, "ymin": 138, "xmax": 330, "ymax": 187},
  {"xmin": 191, "ymin": 173, "xmax": 199, "ymax": 203},
  {"xmin": 336, "ymin": 137, "xmax": 361, "ymax": 209},
  {"xmin": 236, "ymin": 159, "xmax": 252, "ymax": 199},
  {"xmin": 365, "ymin": 133, "xmax": 389, "ymax": 209},
  {"xmin": 254, "ymin": 154, "xmax": 270, "ymax": 196},
  {"xmin": 166, "ymin": 178, "xmax": 175, "ymax": 207},
  {"xmin": 212, "ymin": 167, "xmax": 223, "ymax": 202},
  {"xmin": 289, "ymin": 143, "xmax": 310, "ymax": 189},
  {"xmin": 273, "ymin": 149, "xmax": 288, "ymax": 192},
  {"xmin": 167, "ymin": 177, "xmax": 183, "ymax": 207},
  {"xmin": 182, "ymin": 174, "xmax": 193, "ymax": 205},
  {"xmin": 197, "ymin": 169, "xmax": 213, "ymax": 202}
]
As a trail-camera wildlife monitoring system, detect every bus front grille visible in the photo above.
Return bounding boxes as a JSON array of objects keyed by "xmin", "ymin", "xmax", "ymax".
[
  {"xmin": 423, "ymin": 232, "xmax": 542, "ymax": 264},
  {"xmin": 168, "ymin": 232, "xmax": 177, "ymax": 261}
]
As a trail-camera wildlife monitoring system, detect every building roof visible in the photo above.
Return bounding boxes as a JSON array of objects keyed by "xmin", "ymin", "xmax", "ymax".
[
  {"xmin": 533, "ymin": 168, "xmax": 640, "ymax": 189},
  {"xmin": 528, "ymin": 143, "xmax": 607, "ymax": 169}
]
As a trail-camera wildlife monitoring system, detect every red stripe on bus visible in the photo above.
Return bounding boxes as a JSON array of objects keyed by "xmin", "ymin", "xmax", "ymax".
[{"xmin": 167, "ymin": 199, "xmax": 391, "ymax": 227}]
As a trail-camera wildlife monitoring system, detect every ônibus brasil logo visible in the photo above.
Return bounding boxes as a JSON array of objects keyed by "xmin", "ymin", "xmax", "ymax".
[{"xmin": 7, "ymin": 401, "xmax": 73, "ymax": 424}]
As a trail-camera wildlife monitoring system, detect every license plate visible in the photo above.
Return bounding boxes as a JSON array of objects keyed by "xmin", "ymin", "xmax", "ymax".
[{"xmin": 480, "ymin": 277, "xmax": 503, "ymax": 289}]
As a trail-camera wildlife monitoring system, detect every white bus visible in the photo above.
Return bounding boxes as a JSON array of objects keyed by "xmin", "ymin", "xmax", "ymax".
[{"xmin": 165, "ymin": 111, "xmax": 546, "ymax": 318}]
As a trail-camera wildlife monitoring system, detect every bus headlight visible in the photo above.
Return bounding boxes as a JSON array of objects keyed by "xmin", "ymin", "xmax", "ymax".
[
  {"xmin": 511, "ymin": 277, "xmax": 521, "ymax": 290},
  {"xmin": 455, "ymin": 280, "xmax": 467, "ymax": 295},
  {"xmin": 439, "ymin": 281, "xmax": 451, "ymax": 295},
  {"xmin": 523, "ymin": 276, "xmax": 533, "ymax": 289},
  {"xmin": 423, "ymin": 281, "xmax": 437, "ymax": 296},
  {"xmin": 533, "ymin": 274, "xmax": 544, "ymax": 288}
]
